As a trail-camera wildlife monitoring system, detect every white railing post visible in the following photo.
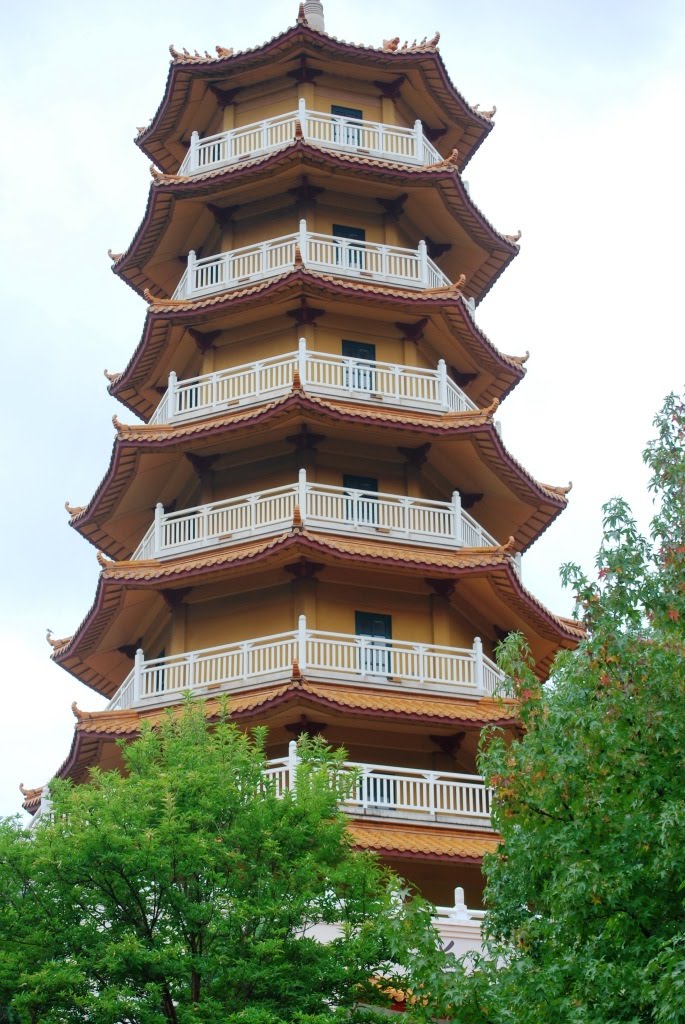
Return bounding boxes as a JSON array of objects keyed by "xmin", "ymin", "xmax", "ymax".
[
  {"xmin": 298, "ymin": 614, "xmax": 308, "ymax": 675},
  {"xmin": 186, "ymin": 250, "xmax": 196, "ymax": 297},
  {"xmin": 359, "ymin": 635, "xmax": 368, "ymax": 679},
  {"xmin": 418, "ymin": 239, "xmax": 428, "ymax": 286},
  {"xmin": 167, "ymin": 370, "xmax": 178, "ymax": 420},
  {"xmin": 298, "ymin": 97, "xmax": 307, "ymax": 136},
  {"xmin": 427, "ymin": 771, "xmax": 437, "ymax": 815},
  {"xmin": 413, "ymin": 119, "xmax": 423, "ymax": 162},
  {"xmin": 153, "ymin": 503, "xmax": 164, "ymax": 556},
  {"xmin": 298, "ymin": 337, "xmax": 307, "ymax": 387},
  {"xmin": 299, "ymin": 218, "xmax": 308, "ymax": 263},
  {"xmin": 417, "ymin": 644, "xmax": 426, "ymax": 686},
  {"xmin": 452, "ymin": 886, "xmax": 470, "ymax": 921},
  {"xmin": 437, "ymin": 359, "xmax": 448, "ymax": 408},
  {"xmin": 452, "ymin": 491, "xmax": 462, "ymax": 546},
  {"xmin": 134, "ymin": 647, "xmax": 144, "ymax": 702},
  {"xmin": 288, "ymin": 739, "xmax": 300, "ymax": 796},
  {"xmin": 473, "ymin": 636, "xmax": 484, "ymax": 692},
  {"xmin": 515, "ymin": 551, "xmax": 522, "ymax": 579},
  {"xmin": 189, "ymin": 130, "xmax": 199, "ymax": 174},
  {"xmin": 298, "ymin": 468, "xmax": 308, "ymax": 522},
  {"xmin": 241, "ymin": 640, "xmax": 251, "ymax": 680},
  {"xmin": 186, "ymin": 651, "xmax": 196, "ymax": 690}
]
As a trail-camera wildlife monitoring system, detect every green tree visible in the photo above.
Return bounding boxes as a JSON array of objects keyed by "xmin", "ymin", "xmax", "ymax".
[
  {"xmin": 0, "ymin": 705, "xmax": 455, "ymax": 1024},
  {"xmin": 463, "ymin": 392, "xmax": 685, "ymax": 1024}
]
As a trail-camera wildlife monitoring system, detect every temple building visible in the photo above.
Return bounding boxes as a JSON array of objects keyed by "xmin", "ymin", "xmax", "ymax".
[{"xmin": 27, "ymin": 2, "xmax": 582, "ymax": 958}]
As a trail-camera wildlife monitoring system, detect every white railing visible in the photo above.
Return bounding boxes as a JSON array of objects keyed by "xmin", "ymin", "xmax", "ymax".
[
  {"xmin": 107, "ymin": 615, "xmax": 505, "ymax": 711},
  {"xmin": 266, "ymin": 741, "xmax": 492, "ymax": 825},
  {"xmin": 133, "ymin": 469, "xmax": 499, "ymax": 560},
  {"xmin": 178, "ymin": 99, "xmax": 442, "ymax": 175},
  {"xmin": 172, "ymin": 220, "xmax": 450, "ymax": 300},
  {"xmin": 149, "ymin": 339, "xmax": 476, "ymax": 425}
]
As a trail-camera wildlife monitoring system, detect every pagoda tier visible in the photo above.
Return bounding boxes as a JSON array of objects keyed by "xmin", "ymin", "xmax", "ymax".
[
  {"xmin": 113, "ymin": 143, "xmax": 518, "ymax": 303},
  {"xmin": 137, "ymin": 26, "xmax": 493, "ymax": 174},
  {"xmin": 108, "ymin": 277, "xmax": 527, "ymax": 419},
  {"xmin": 68, "ymin": 400, "xmax": 567, "ymax": 558},
  {"xmin": 50, "ymin": 529, "xmax": 581, "ymax": 697}
]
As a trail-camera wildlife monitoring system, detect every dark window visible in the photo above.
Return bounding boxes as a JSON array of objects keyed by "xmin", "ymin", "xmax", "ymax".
[
  {"xmin": 344, "ymin": 474, "xmax": 378, "ymax": 526},
  {"xmin": 333, "ymin": 224, "xmax": 365, "ymax": 272},
  {"xmin": 331, "ymin": 105, "xmax": 363, "ymax": 147},
  {"xmin": 355, "ymin": 610, "xmax": 392, "ymax": 676},
  {"xmin": 342, "ymin": 340, "xmax": 376, "ymax": 392}
]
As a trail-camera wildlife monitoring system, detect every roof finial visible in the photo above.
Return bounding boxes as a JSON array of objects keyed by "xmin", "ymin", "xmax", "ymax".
[{"xmin": 303, "ymin": 0, "xmax": 324, "ymax": 32}]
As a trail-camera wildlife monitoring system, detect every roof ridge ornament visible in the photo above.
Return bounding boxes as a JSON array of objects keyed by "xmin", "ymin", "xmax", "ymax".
[
  {"xmin": 46, "ymin": 629, "xmax": 71, "ymax": 650},
  {"xmin": 471, "ymin": 103, "xmax": 497, "ymax": 121},
  {"xmin": 65, "ymin": 501, "xmax": 86, "ymax": 517},
  {"xmin": 504, "ymin": 229, "xmax": 522, "ymax": 245}
]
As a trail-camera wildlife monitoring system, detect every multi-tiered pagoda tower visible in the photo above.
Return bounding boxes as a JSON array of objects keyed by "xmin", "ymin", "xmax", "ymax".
[{"xmin": 29, "ymin": 4, "xmax": 582, "ymax": 957}]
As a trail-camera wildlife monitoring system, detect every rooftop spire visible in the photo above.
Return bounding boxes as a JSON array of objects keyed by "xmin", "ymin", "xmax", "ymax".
[{"xmin": 303, "ymin": 0, "xmax": 325, "ymax": 32}]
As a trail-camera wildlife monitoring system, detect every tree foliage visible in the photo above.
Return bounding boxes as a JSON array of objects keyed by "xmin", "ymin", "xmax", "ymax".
[
  {"xmin": 464, "ymin": 393, "xmax": 685, "ymax": 1023},
  {"xmin": 0, "ymin": 705, "xmax": 455, "ymax": 1024}
]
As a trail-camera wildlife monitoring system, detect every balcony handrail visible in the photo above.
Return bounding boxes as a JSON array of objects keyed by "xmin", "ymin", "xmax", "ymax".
[
  {"xmin": 265, "ymin": 742, "xmax": 492, "ymax": 823},
  {"xmin": 107, "ymin": 615, "xmax": 505, "ymax": 711},
  {"xmin": 178, "ymin": 100, "xmax": 442, "ymax": 175},
  {"xmin": 149, "ymin": 339, "xmax": 477, "ymax": 426},
  {"xmin": 132, "ymin": 468, "xmax": 499, "ymax": 561},
  {"xmin": 172, "ymin": 220, "xmax": 451, "ymax": 300}
]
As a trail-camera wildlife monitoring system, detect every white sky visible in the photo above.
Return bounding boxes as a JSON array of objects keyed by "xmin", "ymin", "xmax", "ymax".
[{"xmin": 0, "ymin": 0, "xmax": 683, "ymax": 818}]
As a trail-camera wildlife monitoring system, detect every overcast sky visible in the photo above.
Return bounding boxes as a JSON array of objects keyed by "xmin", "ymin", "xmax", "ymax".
[{"xmin": 0, "ymin": 0, "xmax": 683, "ymax": 818}]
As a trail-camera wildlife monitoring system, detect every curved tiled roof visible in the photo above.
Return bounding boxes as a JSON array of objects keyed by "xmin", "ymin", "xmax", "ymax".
[
  {"xmin": 70, "ymin": 392, "xmax": 566, "ymax": 557},
  {"xmin": 110, "ymin": 273, "xmax": 526, "ymax": 418},
  {"xmin": 137, "ymin": 24, "xmax": 493, "ymax": 173},
  {"xmin": 52, "ymin": 527, "xmax": 582, "ymax": 697},
  {"xmin": 112, "ymin": 140, "xmax": 518, "ymax": 304}
]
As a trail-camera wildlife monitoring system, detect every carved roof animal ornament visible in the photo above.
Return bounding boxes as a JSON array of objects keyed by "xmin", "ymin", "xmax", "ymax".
[
  {"xmin": 107, "ymin": 249, "xmax": 122, "ymax": 262},
  {"xmin": 216, "ymin": 45, "xmax": 234, "ymax": 58},
  {"xmin": 64, "ymin": 501, "xmax": 86, "ymax": 517},
  {"xmin": 505, "ymin": 230, "xmax": 522, "ymax": 244},
  {"xmin": 46, "ymin": 629, "xmax": 71, "ymax": 649},
  {"xmin": 383, "ymin": 37, "xmax": 400, "ymax": 51},
  {"xmin": 103, "ymin": 369, "xmax": 120, "ymax": 383}
]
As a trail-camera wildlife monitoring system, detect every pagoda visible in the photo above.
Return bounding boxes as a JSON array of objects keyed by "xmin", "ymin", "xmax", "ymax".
[{"xmin": 30, "ymin": 1, "xmax": 582, "ymax": 958}]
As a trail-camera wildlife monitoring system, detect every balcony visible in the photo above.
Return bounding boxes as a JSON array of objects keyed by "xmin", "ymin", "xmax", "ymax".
[
  {"xmin": 107, "ymin": 615, "xmax": 504, "ymax": 711},
  {"xmin": 150, "ymin": 339, "xmax": 477, "ymax": 425},
  {"xmin": 178, "ymin": 100, "xmax": 442, "ymax": 176},
  {"xmin": 133, "ymin": 469, "xmax": 499, "ymax": 561},
  {"xmin": 309, "ymin": 887, "xmax": 485, "ymax": 958},
  {"xmin": 173, "ymin": 220, "xmax": 451, "ymax": 300},
  {"xmin": 266, "ymin": 741, "xmax": 492, "ymax": 828}
]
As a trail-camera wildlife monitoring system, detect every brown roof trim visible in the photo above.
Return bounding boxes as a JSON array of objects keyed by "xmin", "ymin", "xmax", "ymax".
[
  {"xmin": 137, "ymin": 25, "xmax": 492, "ymax": 172},
  {"xmin": 113, "ymin": 141, "xmax": 518, "ymax": 303}
]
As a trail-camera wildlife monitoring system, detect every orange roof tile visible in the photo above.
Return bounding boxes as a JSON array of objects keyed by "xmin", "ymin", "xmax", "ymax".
[{"xmin": 348, "ymin": 820, "xmax": 499, "ymax": 860}]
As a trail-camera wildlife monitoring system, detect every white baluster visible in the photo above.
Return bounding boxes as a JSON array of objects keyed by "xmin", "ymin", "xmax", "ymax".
[
  {"xmin": 298, "ymin": 468, "xmax": 308, "ymax": 522},
  {"xmin": 359, "ymin": 635, "xmax": 368, "ymax": 678},
  {"xmin": 418, "ymin": 239, "xmax": 428, "ymax": 286},
  {"xmin": 189, "ymin": 130, "xmax": 199, "ymax": 174},
  {"xmin": 437, "ymin": 359, "xmax": 448, "ymax": 409},
  {"xmin": 473, "ymin": 636, "xmax": 484, "ymax": 692},
  {"xmin": 298, "ymin": 336, "xmax": 307, "ymax": 387},
  {"xmin": 153, "ymin": 502, "xmax": 164, "ymax": 556},
  {"xmin": 417, "ymin": 643, "xmax": 426, "ymax": 685},
  {"xmin": 452, "ymin": 491, "xmax": 462, "ymax": 546},
  {"xmin": 297, "ymin": 614, "xmax": 307, "ymax": 674},
  {"xmin": 427, "ymin": 771, "xmax": 436, "ymax": 815},
  {"xmin": 515, "ymin": 551, "xmax": 523, "ymax": 579},
  {"xmin": 413, "ymin": 119, "xmax": 423, "ymax": 163},
  {"xmin": 298, "ymin": 97, "xmax": 307, "ymax": 137}
]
